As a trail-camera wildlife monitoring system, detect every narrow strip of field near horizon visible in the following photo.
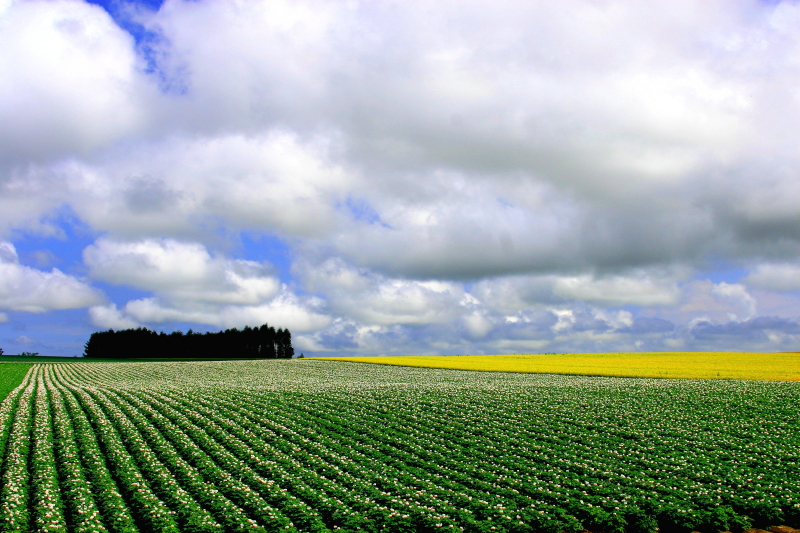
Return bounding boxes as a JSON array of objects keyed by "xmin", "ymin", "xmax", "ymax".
[
  {"xmin": 319, "ymin": 352, "xmax": 800, "ymax": 381},
  {"xmin": 0, "ymin": 363, "xmax": 32, "ymax": 403}
]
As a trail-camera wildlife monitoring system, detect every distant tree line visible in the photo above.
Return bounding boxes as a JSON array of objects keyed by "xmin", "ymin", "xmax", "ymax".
[{"xmin": 83, "ymin": 324, "xmax": 294, "ymax": 359}]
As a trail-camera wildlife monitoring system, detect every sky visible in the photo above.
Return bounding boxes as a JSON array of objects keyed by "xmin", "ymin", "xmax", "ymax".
[{"xmin": 1, "ymin": 0, "xmax": 800, "ymax": 357}]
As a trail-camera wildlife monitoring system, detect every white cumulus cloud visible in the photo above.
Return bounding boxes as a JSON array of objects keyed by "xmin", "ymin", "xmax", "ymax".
[
  {"xmin": 58, "ymin": 131, "xmax": 352, "ymax": 240},
  {"xmin": 88, "ymin": 303, "xmax": 141, "ymax": 330},
  {"xmin": 297, "ymin": 257, "xmax": 468, "ymax": 326},
  {"xmin": 84, "ymin": 238, "xmax": 281, "ymax": 305},
  {"xmin": 0, "ymin": 241, "xmax": 102, "ymax": 312},
  {"xmin": 4, "ymin": 0, "xmax": 800, "ymax": 355},
  {"xmin": 551, "ymin": 272, "xmax": 682, "ymax": 307},
  {"xmin": 120, "ymin": 292, "xmax": 330, "ymax": 333},
  {"xmin": 83, "ymin": 238, "xmax": 330, "ymax": 332},
  {"xmin": 0, "ymin": 0, "xmax": 149, "ymax": 162},
  {"xmin": 744, "ymin": 262, "xmax": 800, "ymax": 292}
]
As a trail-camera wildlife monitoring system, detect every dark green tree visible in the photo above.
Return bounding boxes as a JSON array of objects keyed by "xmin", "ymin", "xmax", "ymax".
[{"xmin": 83, "ymin": 323, "xmax": 293, "ymax": 359}]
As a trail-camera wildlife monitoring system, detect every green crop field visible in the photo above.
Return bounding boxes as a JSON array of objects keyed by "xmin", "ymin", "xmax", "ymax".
[
  {"xmin": 0, "ymin": 363, "xmax": 32, "ymax": 403},
  {"xmin": 0, "ymin": 360, "xmax": 797, "ymax": 533}
]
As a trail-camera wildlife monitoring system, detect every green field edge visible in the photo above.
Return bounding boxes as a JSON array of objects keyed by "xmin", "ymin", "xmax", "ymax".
[
  {"xmin": 0, "ymin": 355, "xmax": 290, "ymax": 363},
  {"xmin": 0, "ymin": 363, "xmax": 33, "ymax": 403}
]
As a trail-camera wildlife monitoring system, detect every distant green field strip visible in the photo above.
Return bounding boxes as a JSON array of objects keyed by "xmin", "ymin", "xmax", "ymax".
[
  {"xmin": 0, "ymin": 364, "xmax": 33, "ymax": 474},
  {"xmin": 0, "ymin": 363, "xmax": 32, "ymax": 403}
]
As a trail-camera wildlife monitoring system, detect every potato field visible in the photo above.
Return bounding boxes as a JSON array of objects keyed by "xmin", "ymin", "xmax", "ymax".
[{"xmin": 0, "ymin": 360, "xmax": 798, "ymax": 533}]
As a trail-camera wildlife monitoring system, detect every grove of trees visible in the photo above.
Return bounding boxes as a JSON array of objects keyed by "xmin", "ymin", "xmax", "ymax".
[{"xmin": 83, "ymin": 324, "xmax": 294, "ymax": 359}]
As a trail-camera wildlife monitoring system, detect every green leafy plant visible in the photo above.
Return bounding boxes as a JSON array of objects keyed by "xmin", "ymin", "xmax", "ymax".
[{"xmin": 0, "ymin": 361, "xmax": 796, "ymax": 533}]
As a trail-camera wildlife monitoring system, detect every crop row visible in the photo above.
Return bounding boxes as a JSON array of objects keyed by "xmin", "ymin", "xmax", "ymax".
[{"xmin": 0, "ymin": 361, "xmax": 797, "ymax": 533}]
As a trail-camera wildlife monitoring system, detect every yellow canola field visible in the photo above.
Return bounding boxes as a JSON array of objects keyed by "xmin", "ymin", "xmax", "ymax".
[{"xmin": 320, "ymin": 352, "xmax": 800, "ymax": 381}]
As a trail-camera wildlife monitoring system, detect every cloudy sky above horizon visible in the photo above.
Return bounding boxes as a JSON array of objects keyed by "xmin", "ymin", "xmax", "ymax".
[{"xmin": 2, "ymin": 0, "xmax": 800, "ymax": 357}]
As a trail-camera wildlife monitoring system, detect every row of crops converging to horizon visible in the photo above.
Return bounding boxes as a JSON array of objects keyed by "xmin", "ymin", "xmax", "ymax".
[{"xmin": 0, "ymin": 360, "xmax": 798, "ymax": 533}]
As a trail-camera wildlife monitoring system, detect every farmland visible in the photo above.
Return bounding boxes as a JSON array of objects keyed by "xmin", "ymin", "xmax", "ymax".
[
  {"xmin": 323, "ymin": 352, "xmax": 800, "ymax": 381},
  {"xmin": 0, "ymin": 360, "xmax": 798, "ymax": 533},
  {"xmin": 0, "ymin": 363, "xmax": 31, "ymax": 403}
]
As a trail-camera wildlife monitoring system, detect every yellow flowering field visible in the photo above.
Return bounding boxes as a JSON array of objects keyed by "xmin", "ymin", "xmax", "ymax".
[{"xmin": 321, "ymin": 352, "xmax": 800, "ymax": 381}]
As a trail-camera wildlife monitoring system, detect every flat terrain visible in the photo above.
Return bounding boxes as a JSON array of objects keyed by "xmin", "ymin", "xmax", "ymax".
[
  {"xmin": 0, "ymin": 360, "xmax": 797, "ymax": 533},
  {"xmin": 322, "ymin": 352, "xmax": 800, "ymax": 381},
  {"xmin": 0, "ymin": 362, "xmax": 32, "ymax": 403}
]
